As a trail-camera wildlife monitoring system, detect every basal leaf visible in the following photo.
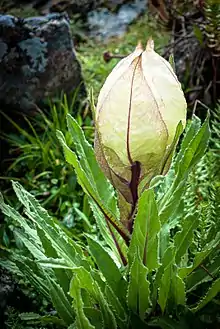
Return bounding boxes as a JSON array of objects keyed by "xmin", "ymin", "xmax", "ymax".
[
  {"xmin": 128, "ymin": 189, "xmax": 160, "ymax": 271},
  {"xmin": 158, "ymin": 262, "xmax": 173, "ymax": 313},
  {"xmin": 151, "ymin": 246, "xmax": 175, "ymax": 309},
  {"xmin": 36, "ymin": 226, "xmax": 72, "ymax": 296},
  {"xmin": 12, "ymin": 255, "xmax": 50, "ymax": 300},
  {"xmin": 11, "ymin": 181, "xmax": 85, "ymax": 268},
  {"xmin": 175, "ymin": 116, "xmax": 201, "ymax": 165},
  {"xmin": 186, "ymin": 255, "xmax": 220, "ymax": 292},
  {"xmin": 70, "ymin": 267, "xmax": 117, "ymax": 329},
  {"xmin": 190, "ymin": 278, "xmax": 220, "ymax": 312},
  {"xmin": 89, "ymin": 200, "xmax": 127, "ymax": 265},
  {"xmin": 48, "ymin": 279, "xmax": 75, "ymax": 326},
  {"xmin": 174, "ymin": 213, "xmax": 199, "ymax": 264},
  {"xmin": 66, "ymin": 114, "xmax": 118, "ymax": 215},
  {"xmin": 0, "ymin": 193, "xmax": 40, "ymax": 246},
  {"xmin": 105, "ymin": 285, "xmax": 128, "ymax": 329},
  {"xmin": 175, "ymin": 113, "xmax": 210, "ymax": 181},
  {"xmin": 70, "ymin": 277, "xmax": 95, "ymax": 329},
  {"xmin": 171, "ymin": 267, "xmax": 186, "ymax": 306},
  {"xmin": 127, "ymin": 251, "xmax": 151, "ymax": 321},
  {"xmin": 179, "ymin": 232, "xmax": 220, "ymax": 279},
  {"xmin": 158, "ymin": 114, "xmax": 210, "ymax": 226},
  {"xmin": 57, "ymin": 130, "xmax": 130, "ymax": 246},
  {"xmin": 83, "ymin": 308, "xmax": 103, "ymax": 329},
  {"xmin": 86, "ymin": 236, "xmax": 127, "ymax": 299}
]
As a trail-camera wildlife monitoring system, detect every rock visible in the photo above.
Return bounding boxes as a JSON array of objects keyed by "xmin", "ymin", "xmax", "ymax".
[
  {"xmin": 88, "ymin": 0, "xmax": 147, "ymax": 41},
  {"xmin": 37, "ymin": 0, "xmax": 102, "ymax": 16},
  {"xmin": 1, "ymin": 0, "xmax": 102, "ymax": 16},
  {"xmin": 0, "ymin": 13, "xmax": 86, "ymax": 112}
]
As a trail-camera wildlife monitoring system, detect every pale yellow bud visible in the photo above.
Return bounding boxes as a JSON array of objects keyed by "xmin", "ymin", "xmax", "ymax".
[{"xmin": 95, "ymin": 39, "xmax": 187, "ymax": 218}]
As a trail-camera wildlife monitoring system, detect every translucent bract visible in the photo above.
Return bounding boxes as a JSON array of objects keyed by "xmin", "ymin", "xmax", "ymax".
[{"xmin": 95, "ymin": 39, "xmax": 187, "ymax": 218}]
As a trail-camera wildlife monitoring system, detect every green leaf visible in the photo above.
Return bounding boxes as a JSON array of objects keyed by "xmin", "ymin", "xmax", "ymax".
[
  {"xmin": 159, "ymin": 223, "xmax": 170, "ymax": 260},
  {"xmin": 19, "ymin": 313, "xmax": 65, "ymax": 326},
  {"xmin": 151, "ymin": 246, "xmax": 175, "ymax": 309},
  {"xmin": 48, "ymin": 278, "xmax": 75, "ymax": 326},
  {"xmin": 70, "ymin": 277, "xmax": 95, "ymax": 329},
  {"xmin": 158, "ymin": 114, "xmax": 210, "ymax": 226},
  {"xmin": 105, "ymin": 285, "xmax": 128, "ymax": 329},
  {"xmin": 175, "ymin": 113, "xmax": 210, "ymax": 179},
  {"xmin": 160, "ymin": 121, "xmax": 183, "ymax": 175},
  {"xmin": 0, "ymin": 193, "xmax": 40, "ymax": 246},
  {"xmin": 158, "ymin": 180, "xmax": 185, "ymax": 225},
  {"xmin": 66, "ymin": 114, "xmax": 117, "ymax": 214},
  {"xmin": 149, "ymin": 316, "xmax": 187, "ymax": 329},
  {"xmin": 158, "ymin": 262, "xmax": 173, "ymax": 313},
  {"xmin": 57, "ymin": 128, "xmax": 130, "ymax": 246},
  {"xmin": 193, "ymin": 25, "xmax": 203, "ymax": 45},
  {"xmin": 11, "ymin": 255, "xmax": 50, "ymax": 300},
  {"xmin": 190, "ymin": 278, "xmax": 220, "ymax": 312},
  {"xmin": 179, "ymin": 232, "xmax": 220, "ymax": 279},
  {"xmin": 171, "ymin": 268, "xmax": 186, "ymax": 306},
  {"xmin": 168, "ymin": 54, "xmax": 175, "ymax": 73},
  {"xmin": 86, "ymin": 236, "xmax": 127, "ymax": 299},
  {"xmin": 186, "ymin": 255, "xmax": 220, "ymax": 292},
  {"xmin": 70, "ymin": 267, "xmax": 117, "ymax": 329},
  {"xmin": 83, "ymin": 308, "xmax": 103, "ymax": 329},
  {"xmin": 174, "ymin": 213, "xmax": 199, "ymax": 264},
  {"xmin": 11, "ymin": 181, "xmax": 85, "ymax": 268},
  {"xmin": 36, "ymin": 226, "xmax": 71, "ymax": 296},
  {"xmin": 175, "ymin": 116, "xmax": 201, "ymax": 165},
  {"xmin": 14, "ymin": 230, "xmax": 46, "ymax": 261},
  {"xmin": 128, "ymin": 189, "xmax": 160, "ymax": 270},
  {"xmin": 89, "ymin": 200, "xmax": 127, "ymax": 265},
  {"xmin": 127, "ymin": 251, "xmax": 151, "ymax": 321}
]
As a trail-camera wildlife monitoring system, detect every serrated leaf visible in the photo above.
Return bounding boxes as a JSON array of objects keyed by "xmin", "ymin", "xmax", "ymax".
[
  {"xmin": 11, "ymin": 181, "xmax": 85, "ymax": 268},
  {"xmin": 148, "ymin": 316, "xmax": 186, "ymax": 329},
  {"xmin": 127, "ymin": 251, "xmax": 151, "ymax": 321},
  {"xmin": 174, "ymin": 213, "xmax": 199, "ymax": 264},
  {"xmin": 83, "ymin": 308, "xmax": 103, "ymax": 329},
  {"xmin": 158, "ymin": 180, "xmax": 185, "ymax": 225},
  {"xmin": 105, "ymin": 285, "xmax": 128, "ymax": 329},
  {"xmin": 70, "ymin": 277, "xmax": 95, "ymax": 329},
  {"xmin": 159, "ymin": 223, "xmax": 170, "ymax": 260},
  {"xmin": 49, "ymin": 279, "xmax": 75, "ymax": 326},
  {"xmin": 57, "ymin": 129, "xmax": 130, "ymax": 245},
  {"xmin": 128, "ymin": 189, "xmax": 160, "ymax": 271},
  {"xmin": 0, "ymin": 193, "xmax": 40, "ymax": 246},
  {"xmin": 179, "ymin": 232, "xmax": 220, "ymax": 279},
  {"xmin": 12, "ymin": 256, "xmax": 50, "ymax": 300},
  {"xmin": 89, "ymin": 200, "xmax": 127, "ymax": 265},
  {"xmin": 158, "ymin": 262, "xmax": 173, "ymax": 313},
  {"xmin": 86, "ymin": 236, "xmax": 127, "ymax": 299},
  {"xmin": 66, "ymin": 114, "xmax": 118, "ymax": 214},
  {"xmin": 38, "ymin": 258, "xmax": 77, "ymax": 268},
  {"xmin": 151, "ymin": 246, "xmax": 175, "ymax": 309},
  {"xmin": 190, "ymin": 278, "xmax": 220, "ymax": 312},
  {"xmin": 171, "ymin": 268, "xmax": 186, "ymax": 306},
  {"xmin": 36, "ymin": 226, "xmax": 71, "ymax": 296},
  {"xmin": 14, "ymin": 230, "xmax": 46, "ymax": 260},
  {"xmin": 19, "ymin": 313, "xmax": 64, "ymax": 326},
  {"xmin": 70, "ymin": 267, "xmax": 117, "ymax": 329},
  {"xmin": 158, "ymin": 114, "xmax": 210, "ymax": 226},
  {"xmin": 175, "ymin": 116, "xmax": 201, "ymax": 165},
  {"xmin": 186, "ymin": 255, "xmax": 220, "ymax": 292},
  {"xmin": 175, "ymin": 113, "xmax": 210, "ymax": 179}
]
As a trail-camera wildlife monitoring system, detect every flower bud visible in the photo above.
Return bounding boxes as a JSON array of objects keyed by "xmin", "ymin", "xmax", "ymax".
[{"xmin": 95, "ymin": 39, "xmax": 187, "ymax": 219}]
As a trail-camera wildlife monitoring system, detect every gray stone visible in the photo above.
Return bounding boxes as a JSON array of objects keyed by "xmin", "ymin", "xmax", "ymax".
[{"xmin": 0, "ymin": 13, "xmax": 86, "ymax": 112}]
